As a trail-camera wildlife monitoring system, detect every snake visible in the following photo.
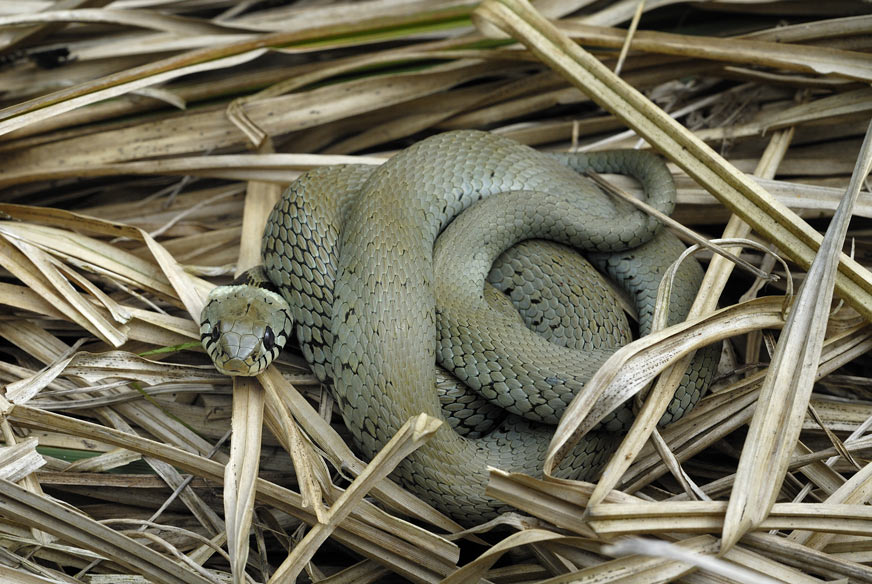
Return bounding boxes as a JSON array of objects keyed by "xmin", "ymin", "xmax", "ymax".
[{"xmin": 200, "ymin": 130, "xmax": 717, "ymax": 524}]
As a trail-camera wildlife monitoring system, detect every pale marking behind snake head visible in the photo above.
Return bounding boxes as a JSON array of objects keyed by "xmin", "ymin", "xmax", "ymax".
[{"xmin": 200, "ymin": 268, "xmax": 293, "ymax": 376}]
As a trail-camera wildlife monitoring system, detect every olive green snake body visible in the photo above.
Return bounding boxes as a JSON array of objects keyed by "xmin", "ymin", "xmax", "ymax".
[{"xmin": 201, "ymin": 130, "xmax": 717, "ymax": 523}]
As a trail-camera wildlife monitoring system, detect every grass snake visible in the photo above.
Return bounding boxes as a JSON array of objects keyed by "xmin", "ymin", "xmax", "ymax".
[{"xmin": 201, "ymin": 130, "xmax": 717, "ymax": 523}]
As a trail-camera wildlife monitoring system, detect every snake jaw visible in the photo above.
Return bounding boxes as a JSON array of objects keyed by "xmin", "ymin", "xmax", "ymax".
[
  {"xmin": 200, "ymin": 283, "xmax": 293, "ymax": 376},
  {"xmin": 216, "ymin": 357, "xmax": 255, "ymax": 377}
]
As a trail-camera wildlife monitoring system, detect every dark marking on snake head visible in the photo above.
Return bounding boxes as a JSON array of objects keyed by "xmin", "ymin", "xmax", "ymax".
[{"xmin": 210, "ymin": 323, "xmax": 221, "ymax": 343}]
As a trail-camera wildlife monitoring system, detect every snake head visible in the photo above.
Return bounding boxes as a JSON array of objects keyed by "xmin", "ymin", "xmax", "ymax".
[{"xmin": 200, "ymin": 272, "xmax": 293, "ymax": 376}]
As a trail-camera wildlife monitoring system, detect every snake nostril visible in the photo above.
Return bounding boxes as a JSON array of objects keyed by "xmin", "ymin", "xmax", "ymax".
[
  {"xmin": 263, "ymin": 325, "xmax": 275, "ymax": 351},
  {"xmin": 210, "ymin": 322, "xmax": 221, "ymax": 343}
]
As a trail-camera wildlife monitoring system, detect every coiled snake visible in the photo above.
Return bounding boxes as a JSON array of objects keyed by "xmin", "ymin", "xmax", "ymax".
[{"xmin": 201, "ymin": 130, "xmax": 716, "ymax": 523}]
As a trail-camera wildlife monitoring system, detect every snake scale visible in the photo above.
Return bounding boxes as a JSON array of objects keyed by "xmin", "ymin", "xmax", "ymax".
[{"xmin": 201, "ymin": 130, "xmax": 717, "ymax": 523}]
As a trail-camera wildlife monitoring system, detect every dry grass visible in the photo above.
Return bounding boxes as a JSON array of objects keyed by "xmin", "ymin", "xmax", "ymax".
[{"xmin": 0, "ymin": 0, "xmax": 871, "ymax": 582}]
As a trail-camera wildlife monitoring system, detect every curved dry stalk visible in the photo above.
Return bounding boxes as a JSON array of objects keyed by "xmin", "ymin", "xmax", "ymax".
[
  {"xmin": 618, "ymin": 324, "xmax": 872, "ymax": 494},
  {"xmin": 544, "ymin": 295, "xmax": 787, "ymax": 478},
  {"xmin": 441, "ymin": 528, "xmax": 587, "ymax": 584},
  {"xmin": 722, "ymin": 119, "xmax": 872, "ymax": 550}
]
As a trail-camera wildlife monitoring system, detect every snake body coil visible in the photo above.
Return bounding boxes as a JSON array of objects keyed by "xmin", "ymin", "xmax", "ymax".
[{"xmin": 201, "ymin": 130, "xmax": 717, "ymax": 523}]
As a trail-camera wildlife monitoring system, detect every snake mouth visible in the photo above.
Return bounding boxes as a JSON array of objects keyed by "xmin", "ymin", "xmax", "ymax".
[{"xmin": 216, "ymin": 358, "xmax": 255, "ymax": 376}]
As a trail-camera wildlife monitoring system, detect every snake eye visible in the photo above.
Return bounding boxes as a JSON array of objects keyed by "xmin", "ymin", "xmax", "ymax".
[
  {"xmin": 263, "ymin": 326, "xmax": 276, "ymax": 352},
  {"xmin": 210, "ymin": 322, "xmax": 221, "ymax": 343}
]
